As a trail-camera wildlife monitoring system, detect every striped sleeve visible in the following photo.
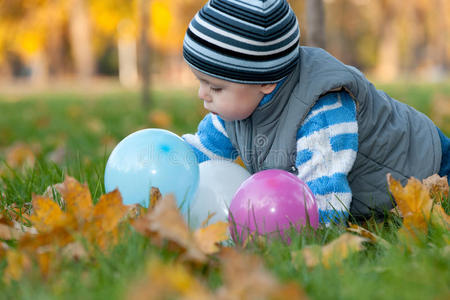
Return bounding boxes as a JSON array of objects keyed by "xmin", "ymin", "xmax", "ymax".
[
  {"xmin": 296, "ymin": 91, "xmax": 358, "ymax": 225},
  {"xmin": 182, "ymin": 113, "xmax": 237, "ymax": 163}
]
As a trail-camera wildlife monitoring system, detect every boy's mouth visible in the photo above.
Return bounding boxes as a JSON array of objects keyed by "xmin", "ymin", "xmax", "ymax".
[{"xmin": 203, "ymin": 103, "xmax": 217, "ymax": 115}]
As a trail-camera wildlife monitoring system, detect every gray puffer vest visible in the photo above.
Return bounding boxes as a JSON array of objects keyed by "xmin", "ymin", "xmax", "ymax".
[{"xmin": 224, "ymin": 47, "xmax": 441, "ymax": 218}]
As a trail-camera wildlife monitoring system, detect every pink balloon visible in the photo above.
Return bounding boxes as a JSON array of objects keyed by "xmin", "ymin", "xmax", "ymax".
[{"xmin": 229, "ymin": 169, "xmax": 319, "ymax": 243}]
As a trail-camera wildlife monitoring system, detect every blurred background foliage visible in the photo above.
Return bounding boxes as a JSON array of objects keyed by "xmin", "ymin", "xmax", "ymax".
[
  {"xmin": 0, "ymin": 0, "xmax": 449, "ymax": 167},
  {"xmin": 0, "ymin": 0, "xmax": 448, "ymax": 87}
]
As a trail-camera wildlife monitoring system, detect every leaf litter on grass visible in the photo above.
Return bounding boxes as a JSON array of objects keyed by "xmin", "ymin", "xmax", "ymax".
[
  {"xmin": 1, "ymin": 170, "xmax": 448, "ymax": 298},
  {"xmin": 0, "ymin": 175, "xmax": 307, "ymax": 299},
  {"xmin": 387, "ymin": 174, "xmax": 450, "ymax": 241},
  {"xmin": 1, "ymin": 175, "xmax": 130, "ymax": 281}
]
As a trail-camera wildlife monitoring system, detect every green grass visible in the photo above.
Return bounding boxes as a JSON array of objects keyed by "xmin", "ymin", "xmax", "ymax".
[{"xmin": 0, "ymin": 82, "xmax": 449, "ymax": 299}]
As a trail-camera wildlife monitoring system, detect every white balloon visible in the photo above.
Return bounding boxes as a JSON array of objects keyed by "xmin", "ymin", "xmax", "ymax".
[{"xmin": 187, "ymin": 160, "xmax": 251, "ymax": 229}]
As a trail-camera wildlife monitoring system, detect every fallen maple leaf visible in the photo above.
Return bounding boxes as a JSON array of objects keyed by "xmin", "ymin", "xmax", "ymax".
[
  {"xmin": 430, "ymin": 203, "xmax": 450, "ymax": 230},
  {"xmin": 217, "ymin": 248, "xmax": 307, "ymax": 300},
  {"xmin": 0, "ymin": 242, "xmax": 8, "ymax": 257},
  {"xmin": 55, "ymin": 176, "xmax": 93, "ymax": 221},
  {"xmin": 3, "ymin": 250, "xmax": 32, "ymax": 283},
  {"xmin": 132, "ymin": 194, "xmax": 228, "ymax": 263},
  {"xmin": 293, "ymin": 233, "xmax": 367, "ymax": 269},
  {"xmin": 61, "ymin": 242, "xmax": 87, "ymax": 261},
  {"xmin": 127, "ymin": 259, "xmax": 212, "ymax": 300},
  {"xmin": 123, "ymin": 204, "xmax": 146, "ymax": 220},
  {"xmin": 0, "ymin": 203, "xmax": 31, "ymax": 224},
  {"xmin": 193, "ymin": 221, "xmax": 229, "ymax": 254},
  {"xmin": 149, "ymin": 187, "xmax": 162, "ymax": 209},
  {"xmin": 88, "ymin": 189, "xmax": 129, "ymax": 250},
  {"xmin": 422, "ymin": 174, "xmax": 449, "ymax": 201},
  {"xmin": 387, "ymin": 174, "xmax": 433, "ymax": 238},
  {"xmin": 29, "ymin": 195, "xmax": 72, "ymax": 233},
  {"xmin": 0, "ymin": 221, "xmax": 24, "ymax": 240},
  {"xmin": 3, "ymin": 176, "xmax": 129, "ymax": 281},
  {"xmin": 148, "ymin": 110, "xmax": 173, "ymax": 129},
  {"xmin": 347, "ymin": 223, "xmax": 390, "ymax": 248},
  {"xmin": 85, "ymin": 118, "xmax": 105, "ymax": 134},
  {"xmin": 46, "ymin": 145, "xmax": 67, "ymax": 164},
  {"xmin": 4, "ymin": 142, "xmax": 37, "ymax": 169}
]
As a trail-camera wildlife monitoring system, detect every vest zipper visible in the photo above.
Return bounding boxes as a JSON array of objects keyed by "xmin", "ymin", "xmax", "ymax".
[{"xmin": 247, "ymin": 118, "xmax": 253, "ymax": 173}]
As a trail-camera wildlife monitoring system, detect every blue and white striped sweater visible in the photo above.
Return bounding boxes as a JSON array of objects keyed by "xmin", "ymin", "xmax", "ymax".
[{"xmin": 183, "ymin": 88, "xmax": 358, "ymax": 225}]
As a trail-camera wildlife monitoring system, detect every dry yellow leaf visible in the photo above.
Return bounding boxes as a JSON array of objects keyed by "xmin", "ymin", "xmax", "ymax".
[
  {"xmin": 149, "ymin": 187, "xmax": 162, "ymax": 209},
  {"xmin": 3, "ymin": 250, "xmax": 31, "ymax": 283},
  {"xmin": 133, "ymin": 194, "xmax": 191, "ymax": 243},
  {"xmin": 0, "ymin": 242, "xmax": 8, "ymax": 257},
  {"xmin": 19, "ymin": 228, "xmax": 74, "ymax": 251},
  {"xmin": 295, "ymin": 233, "xmax": 367, "ymax": 269},
  {"xmin": 0, "ymin": 203, "xmax": 31, "ymax": 224},
  {"xmin": 61, "ymin": 242, "xmax": 87, "ymax": 261},
  {"xmin": 217, "ymin": 247, "xmax": 278, "ymax": 299},
  {"xmin": 269, "ymin": 282, "xmax": 309, "ymax": 300},
  {"xmin": 422, "ymin": 174, "xmax": 449, "ymax": 200},
  {"xmin": 37, "ymin": 251, "xmax": 52, "ymax": 278},
  {"xmin": 127, "ymin": 259, "xmax": 212, "ymax": 300},
  {"xmin": 431, "ymin": 204, "xmax": 450, "ymax": 229},
  {"xmin": 124, "ymin": 204, "xmax": 146, "ymax": 220},
  {"xmin": 4, "ymin": 176, "xmax": 129, "ymax": 281},
  {"xmin": 133, "ymin": 194, "xmax": 207, "ymax": 263},
  {"xmin": 85, "ymin": 118, "xmax": 105, "ymax": 134},
  {"xmin": 148, "ymin": 110, "xmax": 173, "ymax": 128},
  {"xmin": 387, "ymin": 174, "xmax": 434, "ymax": 238},
  {"xmin": 56, "ymin": 176, "xmax": 93, "ymax": 221},
  {"xmin": 0, "ymin": 223, "xmax": 23, "ymax": 240},
  {"xmin": 133, "ymin": 194, "xmax": 228, "ymax": 263},
  {"xmin": 89, "ymin": 189, "xmax": 128, "ymax": 249},
  {"xmin": 92, "ymin": 189, "xmax": 128, "ymax": 233},
  {"xmin": 217, "ymin": 247, "xmax": 306, "ymax": 300},
  {"xmin": 29, "ymin": 195, "xmax": 71, "ymax": 232},
  {"xmin": 5, "ymin": 142, "xmax": 36, "ymax": 169},
  {"xmin": 347, "ymin": 223, "xmax": 390, "ymax": 248},
  {"xmin": 193, "ymin": 221, "xmax": 228, "ymax": 254},
  {"xmin": 46, "ymin": 145, "xmax": 67, "ymax": 164}
]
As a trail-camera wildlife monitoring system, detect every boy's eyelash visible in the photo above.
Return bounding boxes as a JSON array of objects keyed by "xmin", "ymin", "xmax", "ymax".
[{"xmin": 210, "ymin": 87, "xmax": 222, "ymax": 93}]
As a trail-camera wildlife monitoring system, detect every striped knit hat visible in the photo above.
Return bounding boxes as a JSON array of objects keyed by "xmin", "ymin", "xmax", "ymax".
[{"xmin": 183, "ymin": 0, "xmax": 300, "ymax": 84}]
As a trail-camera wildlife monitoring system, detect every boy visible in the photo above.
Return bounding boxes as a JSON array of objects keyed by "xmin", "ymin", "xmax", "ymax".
[{"xmin": 181, "ymin": 0, "xmax": 449, "ymax": 224}]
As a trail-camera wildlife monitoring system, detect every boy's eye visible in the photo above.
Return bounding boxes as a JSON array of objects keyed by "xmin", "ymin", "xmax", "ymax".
[{"xmin": 210, "ymin": 87, "xmax": 222, "ymax": 93}]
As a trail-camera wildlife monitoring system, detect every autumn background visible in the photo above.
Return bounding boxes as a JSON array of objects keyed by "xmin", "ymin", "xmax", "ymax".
[{"xmin": 0, "ymin": 0, "xmax": 449, "ymax": 299}]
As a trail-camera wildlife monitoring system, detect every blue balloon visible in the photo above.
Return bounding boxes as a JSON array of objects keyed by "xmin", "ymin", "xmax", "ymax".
[{"xmin": 104, "ymin": 128, "xmax": 199, "ymax": 210}]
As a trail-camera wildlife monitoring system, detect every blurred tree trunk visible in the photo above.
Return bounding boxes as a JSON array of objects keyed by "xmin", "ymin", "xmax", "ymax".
[
  {"xmin": 439, "ymin": 0, "xmax": 450, "ymax": 71},
  {"xmin": 69, "ymin": 0, "xmax": 95, "ymax": 81},
  {"xmin": 138, "ymin": 0, "xmax": 151, "ymax": 109},
  {"xmin": 305, "ymin": 0, "xmax": 326, "ymax": 49},
  {"xmin": 29, "ymin": 51, "xmax": 49, "ymax": 85},
  {"xmin": 47, "ymin": 21, "xmax": 65, "ymax": 77},
  {"xmin": 375, "ymin": 0, "xmax": 399, "ymax": 81},
  {"xmin": 426, "ymin": 0, "xmax": 447, "ymax": 78},
  {"xmin": 118, "ymin": 20, "xmax": 139, "ymax": 88}
]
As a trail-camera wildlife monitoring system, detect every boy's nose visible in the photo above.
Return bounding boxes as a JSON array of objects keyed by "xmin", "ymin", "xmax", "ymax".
[{"xmin": 198, "ymin": 86, "xmax": 212, "ymax": 102}]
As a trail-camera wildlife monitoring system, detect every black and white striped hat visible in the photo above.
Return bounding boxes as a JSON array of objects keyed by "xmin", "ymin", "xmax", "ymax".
[{"xmin": 183, "ymin": 0, "xmax": 300, "ymax": 84}]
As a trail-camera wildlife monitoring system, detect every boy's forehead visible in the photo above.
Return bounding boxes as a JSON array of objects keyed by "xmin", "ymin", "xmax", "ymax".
[{"xmin": 191, "ymin": 68, "xmax": 229, "ymax": 85}]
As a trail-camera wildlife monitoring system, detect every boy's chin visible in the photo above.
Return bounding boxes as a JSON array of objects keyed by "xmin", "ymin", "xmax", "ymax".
[{"xmin": 210, "ymin": 111, "xmax": 247, "ymax": 122}]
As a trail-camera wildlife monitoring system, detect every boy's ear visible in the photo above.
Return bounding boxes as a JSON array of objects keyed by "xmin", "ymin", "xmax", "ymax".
[{"xmin": 260, "ymin": 83, "xmax": 277, "ymax": 94}]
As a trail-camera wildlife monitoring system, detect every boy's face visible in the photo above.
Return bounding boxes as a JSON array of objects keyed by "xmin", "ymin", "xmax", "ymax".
[{"xmin": 191, "ymin": 68, "xmax": 276, "ymax": 121}]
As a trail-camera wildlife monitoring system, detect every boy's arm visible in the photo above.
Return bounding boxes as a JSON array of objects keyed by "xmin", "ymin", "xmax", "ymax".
[
  {"xmin": 295, "ymin": 91, "xmax": 358, "ymax": 225},
  {"xmin": 182, "ymin": 113, "xmax": 237, "ymax": 162}
]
